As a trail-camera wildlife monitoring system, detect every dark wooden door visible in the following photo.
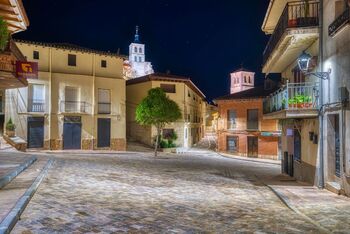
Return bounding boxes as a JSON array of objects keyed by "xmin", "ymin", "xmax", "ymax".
[
  {"xmin": 294, "ymin": 129, "xmax": 301, "ymax": 162},
  {"xmin": 63, "ymin": 117, "xmax": 81, "ymax": 150},
  {"xmin": 97, "ymin": 118, "xmax": 111, "ymax": 148},
  {"xmin": 248, "ymin": 136, "xmax": 258, "ymax": 158},
  {"xmin": 27, "ymin": 117, "xmax": 44, "ymax": 148}
]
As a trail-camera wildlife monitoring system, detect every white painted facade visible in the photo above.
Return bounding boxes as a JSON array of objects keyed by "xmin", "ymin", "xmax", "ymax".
[{"xmin": 321, "ymin": 0, "xmax": 350, "ymax": 196}]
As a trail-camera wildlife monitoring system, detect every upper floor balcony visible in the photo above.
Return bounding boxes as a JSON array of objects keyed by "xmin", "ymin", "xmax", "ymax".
[
  {"xmin": 263, "ymin": 82, "xmax": 319, "ymax": 120},
  {"xmin": 60, "ymin": 101, "xmax": 91, "ymax": 114},
  {"xmin": 27, "ymin": 99, "xmax": 45, "ymax": 113},
  {"xmin": 262, "ymin": 1, "xmax": 320, "ymax": 74},
  {"xmin": 329, "ymin": 6, "xmax": 350, "ymax": 37}
]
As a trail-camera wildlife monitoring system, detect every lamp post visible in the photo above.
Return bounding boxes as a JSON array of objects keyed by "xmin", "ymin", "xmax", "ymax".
[{"xmin": 297, "ymin": 51, "xmax": 331, "ymax": 80}]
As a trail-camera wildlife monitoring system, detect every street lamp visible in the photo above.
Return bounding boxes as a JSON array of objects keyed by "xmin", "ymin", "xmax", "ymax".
[{"xmin": 297, "ymin": 51, "xmax": 331, "ymax": 80}]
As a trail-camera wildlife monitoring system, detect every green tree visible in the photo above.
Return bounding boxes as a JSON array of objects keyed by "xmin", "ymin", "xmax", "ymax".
[
  {"xmin": 136, "ymin": 88, "xmax": 182, "ymax": 156},
  {"xmin": 0, "ymin": 17, "xmax": 9, "ymax": 51}
]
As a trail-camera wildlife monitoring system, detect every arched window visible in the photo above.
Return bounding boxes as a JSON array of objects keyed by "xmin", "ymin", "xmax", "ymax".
[
  {"xmin": 249, "ymin": 77, "xmax": 251, "ymax": 83},
  {"xmin": 134, "ymin": 56, "xmax": 137, "ymax": 62},
  {"xmin": 134, "ymin": 47, "xmax": 137, "ymax": 53},
  {"xmin": 244, "ymin": 76, "xmax": 247, "ymax": 83},
  {"xmin": 139, "ymin": 57, "xmax": 142, "ymax": 62},
  {"xmin": 139, "ymin": 48, "xmax": 142, "ymax": 53}
]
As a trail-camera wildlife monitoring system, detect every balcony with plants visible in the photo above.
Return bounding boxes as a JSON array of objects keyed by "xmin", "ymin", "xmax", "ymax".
[
  {"xmin": 262, "ymin": 1, "xmax": 320, "ymax": 73},
  {"xmin": 263, "ymin": 82, "xmax": 319, "ymax": 119}
]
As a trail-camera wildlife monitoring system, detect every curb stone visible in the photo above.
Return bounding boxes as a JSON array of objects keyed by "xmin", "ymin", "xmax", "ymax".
[
  {"xmin": 0, "ymin": 156, "xmax": 37, "ymax": 189},
  {"xmin": 0, "ymin": 158, "xmax": 54, "ymax": 234},
  {"xmin": 217, "ymin": 152, "xmax": 281, "ymax": 166}
]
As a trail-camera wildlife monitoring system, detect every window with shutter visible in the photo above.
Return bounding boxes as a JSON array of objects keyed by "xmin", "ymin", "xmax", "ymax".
[
  {"xmin": 247, "ymin": 109, "xmax": 259, "ymax": 130},
  {"xmin": 98, "ymin": 89, "xmax": 111, "ymax": 114}
]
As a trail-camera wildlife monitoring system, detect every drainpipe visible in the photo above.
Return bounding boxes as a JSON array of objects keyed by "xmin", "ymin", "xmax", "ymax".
[{"xmin": 318, "ymin": 0, "xmax": 325, "ymax": 189}]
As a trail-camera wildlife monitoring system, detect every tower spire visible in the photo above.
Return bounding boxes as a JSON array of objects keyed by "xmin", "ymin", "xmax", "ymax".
[{"xmin": 134, "ymin": 25, "xmax": 140, "ymax": 43}]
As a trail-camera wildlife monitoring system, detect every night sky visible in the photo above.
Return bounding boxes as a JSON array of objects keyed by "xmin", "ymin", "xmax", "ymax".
[{"xmin": 15, "ymin": 0, "xmax": 271, "ymax": 101}]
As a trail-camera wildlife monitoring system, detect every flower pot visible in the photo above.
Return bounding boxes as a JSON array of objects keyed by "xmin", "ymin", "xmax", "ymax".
[
  {"xmin": 6, "ymin": 130, "xmax": 15, "ymax": 137},
  {"xmin": 288, "ymin": 19, "xmax": 298, "ymax": 27}
]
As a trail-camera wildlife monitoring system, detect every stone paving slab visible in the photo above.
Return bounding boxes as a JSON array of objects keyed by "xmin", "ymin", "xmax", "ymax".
[
  {"xmin": 268, "ymin": 181, "xmax": 350, "ymax": 233},
  {"xmin": 0, "ymin": 156, "xmax": 49, "ymax": 224},
  {"xmin": 0, "ymin": 154, "xmax": 29, "ymax": 179},
  {"xmin": 12, "ymin": 151, "xmax": 324, "ymax": 233}
]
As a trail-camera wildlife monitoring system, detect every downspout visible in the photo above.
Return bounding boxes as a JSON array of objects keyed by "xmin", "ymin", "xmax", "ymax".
[
  {"xmin": 49, "ymin": 47, "xmax": 52, "ymax": 149},
  {"xmin": 92, "ymin": 54, "xmax": 96, "ymax": 150},
  {"xmin": 318, "ymin": 0, "xmax": 325, "ymax": 188}
]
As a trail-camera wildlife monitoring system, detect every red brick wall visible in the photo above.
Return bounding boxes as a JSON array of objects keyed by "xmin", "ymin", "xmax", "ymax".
[{"xmin": 217, "ymin": 98, "xmax": 279, "ymax": 159}]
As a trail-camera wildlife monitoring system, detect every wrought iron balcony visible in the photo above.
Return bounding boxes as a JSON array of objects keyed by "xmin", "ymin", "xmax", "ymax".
[
  {"xmin": 263, "ymin": 1, "xmax": 320, "ymax": 66},
  {"xmin": 98, "ymin": 102, "xmax": 111, "ymax": 114},
  {"xmin": 329, "ymin": 7, "xmax": 350, "ymax": 37},
  {"xmin": 263, "ymin": 82, "xmax": 319, "ymax": 119},
  {"xmin": 60, "ymin": 101, "xmax": 91, "ymax": 114},
  {"xmin": 28, "ymin": 99, "xmax": 45, "ymax": 112}
]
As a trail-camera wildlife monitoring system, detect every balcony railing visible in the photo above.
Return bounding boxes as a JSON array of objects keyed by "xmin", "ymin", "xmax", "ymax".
[
  {"xmin": 263, "ymin": 1, "xmax": 319, "ymax": 65},
  {"xmin": 28, "ymin": 99, "xmax": 45, "ymax": 112},
  {"xmin": 263, "ymin": 82, "xmax": 319, "ymax": 115},
  {"xmin": 329, "ymin": 6, "xmax": 350, "ymax": 37},
  {"xmin": 98, "ymin": 102, "xmax": 111, "ymax": 114},
  {"xmin": 60, "ymin": 101, "xmax": 91, "ymax": 114}
]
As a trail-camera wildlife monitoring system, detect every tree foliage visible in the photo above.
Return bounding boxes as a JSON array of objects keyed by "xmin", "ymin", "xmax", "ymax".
[
  {"xmin": 136, "ymin": 88, "xmax": 182, "ymax": 156},
  {"xmin": 0, "ymin": 17, "xmax": 9, "ymax": 51}
]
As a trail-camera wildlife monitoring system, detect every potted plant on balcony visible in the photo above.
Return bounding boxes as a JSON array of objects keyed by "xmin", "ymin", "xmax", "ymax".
[
  {"xmin": 0, "ymin": 17, "xmax": 9, "ymax": 51},
  {"xmin": 5, "ymin": 118, "xmax": 16, "ymax": 137},
  {"xmin": 288, "ymin": 94, "xmax": 312, "ymax": 108}
]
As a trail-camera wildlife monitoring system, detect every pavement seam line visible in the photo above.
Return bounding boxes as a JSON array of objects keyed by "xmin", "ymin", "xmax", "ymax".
[
  {"xmin": 259, "ymin": 179, "xmax": 331, "ymax": 234},
  {"xmin": 216, "ymin": 152, "xmax": 280, "ymax": 166},
  {"xmin": 0, "ymin": 158, "xmax": 54, "ymax": 234},
  {"xmin": 0, "ymin": 156, "xmax": 37, "ymax": 190}
]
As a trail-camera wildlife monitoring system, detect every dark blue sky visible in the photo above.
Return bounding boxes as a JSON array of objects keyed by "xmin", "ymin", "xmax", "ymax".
[{"xmin": 16, "ymin": 0, "xmax": 270, "ymax": 100}]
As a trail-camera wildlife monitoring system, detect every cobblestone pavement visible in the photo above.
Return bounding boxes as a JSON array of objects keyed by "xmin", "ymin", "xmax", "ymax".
[{"xmin": 10, "ymin": 149, "xmax": 347, "ymax": 233}]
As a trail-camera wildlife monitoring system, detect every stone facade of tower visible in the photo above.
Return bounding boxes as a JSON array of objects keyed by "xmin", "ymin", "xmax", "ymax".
[
  {"xmin": 124, "ymin": 27, "xmax": 154, "ymax": 80},
  {"xmin": 230, "ymin": 68, "xmax": 255, "ymax": 94}
]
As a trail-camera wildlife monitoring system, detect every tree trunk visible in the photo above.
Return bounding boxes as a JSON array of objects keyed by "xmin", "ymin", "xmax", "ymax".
[{"xmin": 154, "ymin": 126, "xmax": 161, "ymax": 157}]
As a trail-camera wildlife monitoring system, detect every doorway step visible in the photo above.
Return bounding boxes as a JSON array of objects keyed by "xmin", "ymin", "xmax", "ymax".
[
  {"xmin": 2, "ymin": 135, "xmax": 27, "ymax": 152},
  {"xmin": 325, "ymin": 181, "xmax": 342, "ymax": 195}
]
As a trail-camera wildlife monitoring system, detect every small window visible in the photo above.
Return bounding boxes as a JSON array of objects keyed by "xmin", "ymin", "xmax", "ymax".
[
  {"xmin": 160, "ymin": 84, "xmax": 176, "ymax": 93},
  {"xmin": 188, "ymin": 91, "xmax": 191, "ymax": 97},
  {"xmin": 163, "ymin": 129, "xmax": 175, "ymax": 139},
  {"xmin": 139, "ymin": 48, "xmax": 142, "ymax": 53},
  {"xmin": 134, "ymin": 47, "xmax": 137, "ymax": 53},
  {"xmin": 138, "ymin": 57, "xmax": 142, "ymax": 62},
  {"xmin": 101, "ymin": 60, "xmax": 107, "ymax": 68},
  {"xmin": 134, "ymin": 56, "xmax": 137, "ymax": 62},
  {"xmin": 33, "ymin": 51, "xmax": 39, "ymax": 60},
  {"xmin": 244, "ymin": 76, "xmax": 247, "ymax": 83},
  {"xmin": 68, "ymin": 54, "xmax": 76, "ymax": 66}
]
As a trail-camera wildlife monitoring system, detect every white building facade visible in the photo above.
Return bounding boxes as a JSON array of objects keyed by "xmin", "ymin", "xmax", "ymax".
[
  {"xmin": 124, "ymin": 27, "xmax": 154, "ymax": 80},
  {"xmin": 322, "ymin": 0, "xmax": 350, "ymax": 196}
]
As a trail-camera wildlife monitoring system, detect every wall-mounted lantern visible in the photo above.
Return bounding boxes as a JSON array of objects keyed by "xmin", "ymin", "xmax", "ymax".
[{"xmin": 297, "ymin": 51, "xmax": 331, "ymax": 80}]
